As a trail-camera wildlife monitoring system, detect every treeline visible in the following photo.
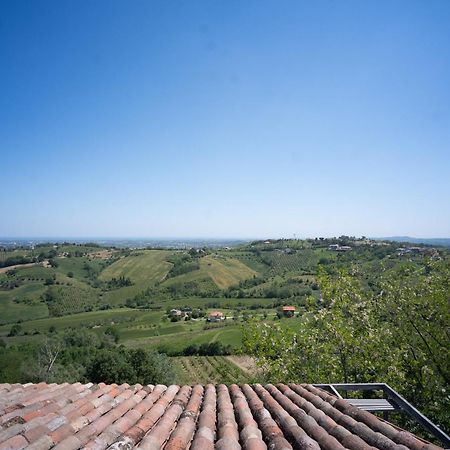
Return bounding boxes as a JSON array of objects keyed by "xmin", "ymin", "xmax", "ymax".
[
  {"xmin": 0, "ymin": 255, "xmax": 35, "ymax": 268},
  {"xmin": 159, "ymin": 341, "xmax": 232, "ymax": 357},
  {"xmin": 125, "ymin": 278, "xmax": 221, "ymax": 308},
  {"xmin": 0, "ymin": 249, "xmax": 60, "ymax": 268},
  {"xmin": 225, "ymin": 276, "xmax": 318, "ymax": 299},
  {"xmin": 106, "ymin": 276, "xmax": 132, "ymax": 288},
  {"xmin": 166, "ymin": 254, "xmax": 200, "ymax": 278}
]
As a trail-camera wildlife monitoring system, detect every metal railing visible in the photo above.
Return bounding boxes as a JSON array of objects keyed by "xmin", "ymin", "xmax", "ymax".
[{"xmin": 314, "ymin": 383, "xmax": 450, "ymax": 448}]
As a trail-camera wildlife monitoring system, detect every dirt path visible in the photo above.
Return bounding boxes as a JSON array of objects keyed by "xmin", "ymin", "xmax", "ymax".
[{"xmin": 0, "ymin": 261, "xmax": 48, "ymax": 274}]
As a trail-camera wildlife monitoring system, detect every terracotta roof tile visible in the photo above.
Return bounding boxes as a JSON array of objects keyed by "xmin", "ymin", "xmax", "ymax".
[
  {"xmin": 164, "ymin": 384, "xmax": 203, "ymax": 450},
  {"xmin": 0, "ymin": 382, "xmax": 442, "ymax": 450},
  {"xmin": 190, "ymin": 383, "xmax": 216, "ymax": 450},
  {"xmin": 241, "ymin": 383, "xmax": 292, "ymax": 450}
]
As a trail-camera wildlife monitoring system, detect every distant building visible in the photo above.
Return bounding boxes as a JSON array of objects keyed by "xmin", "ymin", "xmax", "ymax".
[
  {"xmin": 207, "ymin": 311, "xmax": 224, "ymax": 322},
  {"xmin": 169, "ymin": 309, "xmax": 185, "ymax": 318},
  {"xmin": 396, "ymin": 246, "xmax": 433, "ymax": 257},
  {"xmin": 281, "ymin": 306, "xmax": 296, "ymax": 317},
  {"xmin": 328, "ymin": 244, "xmax": 352, "ymax": 252}
]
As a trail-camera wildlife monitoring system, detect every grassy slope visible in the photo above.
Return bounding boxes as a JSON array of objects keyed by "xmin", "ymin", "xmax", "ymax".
[
  {"xmin": 55, "ymin": 257, "xmax": 105, "ymax": 281},
  {"xmin": 225, "ymin": 250, "xmax": 271, "ymax": 274},
  {"xmin": 0, "ymin": 249, "xmax": 29, "ymax": 261},
  {"xmin": 0, "ymin": 306, "xmax": 244, "ymax": 353},
  {"xmin": 0, "ymin": 284, "xmax": 48, "ymax": 324},
  {"xmin": 123, "ymin": 323, "xmax": 243, "ymax": 352},
  {"xmin": 56, "ymin": 244, "xmax": 106, "ymax": 254},
  {"xmin": 0, "ymin": 265, "xmax": 60, "ymax": 324},
  {"xmin": 3, "ymin": 265, "xmax": 53, "ymax": 280},
  {"xmin": 99, "ymin": 250, "xmax": 172, "ymax": 283},
  {"xmin": 99, "ymin": 250, "xmax": 173, "ymax": 304},
  {"xmin": 0, "ymin": 308, "xmax": 146, "ymax": 335},
  {"xmin": 201, "ymin": 256, "xmax": 258, "ymax": 289},
  {"xmin": 163, "ymin": 255, "xmax": 258, "ymax": 289}
]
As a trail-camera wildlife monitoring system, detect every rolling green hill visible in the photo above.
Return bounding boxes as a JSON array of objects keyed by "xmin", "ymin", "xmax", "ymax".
[
  {"xmin": 0, "ymin": 284, "xmax": 48, "ymax": 324},
  {"xmin": 98, "ymin": 250, "xmax": 173, "ymax": 305},
  {"xmin": 99, "ymin": 250, "xmax": 172, "ymax": 283},
  {"xmin": 163, "ymin": 254, "xmax": 257, "ymax": 289},
  {"xmin": 1, "ymin": 238, "xmax": 447, "ymax": 357}
]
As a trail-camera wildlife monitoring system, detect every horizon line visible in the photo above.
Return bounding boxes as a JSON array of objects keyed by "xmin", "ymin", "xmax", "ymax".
[{"xmin": 1, "ymin": 235, "xmax": 450, "ymax": 240}]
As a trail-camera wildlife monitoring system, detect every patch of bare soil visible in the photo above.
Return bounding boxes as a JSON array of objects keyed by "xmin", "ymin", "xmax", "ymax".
[
  {"xmin": 88, "ymin": 250, "xmax": 116, "ymax": 260},
  {"xmin": 226, "ymin": 355, "xmax": 260, "ymax": 375}
]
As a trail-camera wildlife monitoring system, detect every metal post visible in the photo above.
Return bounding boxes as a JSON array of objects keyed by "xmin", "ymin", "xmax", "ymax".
[{"xmin": 382, "ymin": 384, "xmax": 450, "ymax": 448}]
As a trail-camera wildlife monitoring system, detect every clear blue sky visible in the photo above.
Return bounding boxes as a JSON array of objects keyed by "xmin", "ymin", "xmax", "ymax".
[{"xmin": 1, "ymin": 0, "xmax": 449, "ymax": 238}]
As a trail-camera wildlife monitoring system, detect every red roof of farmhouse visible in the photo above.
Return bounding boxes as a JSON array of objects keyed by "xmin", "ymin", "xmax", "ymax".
[
  {"xmin": 0, "ymin": 382, "xmax": 442, "ymax": 450},
  {"xmin": 209, "ymin": 311, "xmax": 224, "ymax": 316},
  {"xmin": 282, "ymin": 306, "xmax": 296, "ymax": 311}
]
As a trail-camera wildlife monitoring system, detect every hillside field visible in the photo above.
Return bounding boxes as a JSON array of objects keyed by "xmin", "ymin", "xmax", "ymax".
[
  {"xmin": 99, "ymin": 250, "xmax": 172, "ymax": 283},
  {"xmin": 171, "ymin": 355, "xmax": 256, "ymax": 384}
]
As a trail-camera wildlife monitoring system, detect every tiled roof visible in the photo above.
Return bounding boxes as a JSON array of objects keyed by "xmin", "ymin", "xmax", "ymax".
[{"xmin": 0, "ymin": 382, "xmax": 442, "ymax": 450}]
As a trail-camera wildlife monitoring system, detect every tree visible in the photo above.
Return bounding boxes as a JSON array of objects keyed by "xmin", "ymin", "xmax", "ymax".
[
  {"xmin": 20, "ymin": 338, "xmax": 83, "ymax": 383},
  {"xmin": 63, "ymin": 328, "xmax": 102, "ymax": 348},
  {"xmin": 86, "ymin": 351, "xmax": 135, "ymax": 384},
  {"xmin": 105, "ymin": 326, "xmax": 120, "ymax": 343},
  {"xmin": 376, "ymin": 260, "xmax": 450, "ymax": 426},
  {"xmin": 8, "ymin": 324, "xmax": 22, "ymax": 336},
  {"xmin": 86, "ymin": 348, "xmax": 175, "ymax": 385},
  {"xmin": 37, "ymin": 339, "xmax": 61, "ymax": 374},
  {"xmin": 127, "ymin": 348, "xmax": 175, "ymax": 384},
  {"xmin": 44, "ymin": 277, "xmax": 55, "ymax": 285},
  {"xmin": 243, "ymin": 261, "xmax": 450, "ymax": 430}
]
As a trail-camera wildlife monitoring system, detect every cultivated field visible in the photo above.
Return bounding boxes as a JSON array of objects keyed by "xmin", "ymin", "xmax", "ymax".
[
  {"xmin": 171, "ymin": 356, "xmax": 253, "ymax": 384},
  {"xmin": 99, "ymin": 250, "xmax": 172, "ymax": 284},
  {"xmin": 200, "ymin": 256, "xmax": 258, "ymax": 289},
  {"xmin": 163, "ymin": 254, "xmax": 258, "ymax": 289},
  {"xmin": 122, "ymin": 322, "xmax": 244, "ymax": 354},
  {"xmin": 98, "ymin": 250, "xmax": 173, "ymax": 305}
]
